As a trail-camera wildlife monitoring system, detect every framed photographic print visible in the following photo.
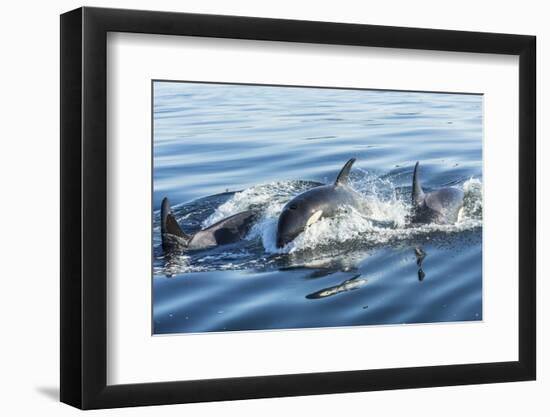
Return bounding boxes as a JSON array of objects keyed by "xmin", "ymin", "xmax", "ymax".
[{"xmin": 60, "ymin": 6, "xmax": 536, "ymax": 409}]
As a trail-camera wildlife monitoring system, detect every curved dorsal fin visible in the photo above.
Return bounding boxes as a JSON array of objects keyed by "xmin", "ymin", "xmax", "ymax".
[
  {"xmin": 334, "ymin": 158, "xmax": 356, "ymax": 186},
  {"xmin": 161, "ymin": 197, "xmax": 191, "ymax": 250},
  {"xmin": 412, "ymin": 161, "xmax": 425, "ymax": 206}
]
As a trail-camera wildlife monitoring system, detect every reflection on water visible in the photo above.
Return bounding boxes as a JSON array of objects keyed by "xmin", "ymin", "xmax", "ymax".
[
  {"xmin": 415, "ymin": 246, "xmax": 427, "ymax": 281},
  {"xmin": 153, "ymin": 82, "xmax": 483, "ymax": 334}
]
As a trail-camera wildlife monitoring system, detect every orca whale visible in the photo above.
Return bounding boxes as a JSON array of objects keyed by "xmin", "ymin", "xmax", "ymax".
[
  {"xmin": 411, "ymin": 162, "xmax": 464, "ymax": 224},
  {"xmin": 276, "ymin": 158, "xmax": 367, "ymax": 248},
  {"xmin": 306, "ymin": 274, "xmax": 368, "ymax": 299},
  {"xmin": 160, "ymin": 197, "xmax": 258, "ymax": 252}
]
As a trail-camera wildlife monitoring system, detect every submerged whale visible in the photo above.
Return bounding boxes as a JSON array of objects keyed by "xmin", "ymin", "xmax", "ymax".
[
  {"xmin": 276, "ymin": 158, "xmax": 367, "ymax": 248},
  {"xmin": 160, "ymin": 197, "xmax": 258, "ymax": 252},
  {"xmin": 411, "ymin": 162, "xmax": 464, "ymax": 224},
  {"xmin": 306, "ymin": 274, "xmax": 368, "ymax": 299}
]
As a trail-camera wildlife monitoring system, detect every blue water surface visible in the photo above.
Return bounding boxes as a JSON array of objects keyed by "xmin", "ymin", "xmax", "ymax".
[{"xmin": 152, "ymin": 81, "xmax": 483, "ymax": 334}]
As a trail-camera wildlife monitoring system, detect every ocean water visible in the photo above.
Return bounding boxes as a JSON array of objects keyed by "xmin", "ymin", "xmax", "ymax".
[{"xmin": 152, "ymin": 81, "xmax": 483, "ymax": 334}]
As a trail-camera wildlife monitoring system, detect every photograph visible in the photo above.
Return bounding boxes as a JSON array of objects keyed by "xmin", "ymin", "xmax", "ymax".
[
  {"xmin": 152, "ymin": 81, "xmax": 483, "ymax": 335},
  {"xmin": 51, "ymin": 3, "xmax": 539, "ymax": 412}
]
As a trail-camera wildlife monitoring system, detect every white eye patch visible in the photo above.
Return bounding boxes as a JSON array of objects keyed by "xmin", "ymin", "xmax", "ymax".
[{"xmin": 306, "ymin": 210, "xmax": 323, "ymax": 227}]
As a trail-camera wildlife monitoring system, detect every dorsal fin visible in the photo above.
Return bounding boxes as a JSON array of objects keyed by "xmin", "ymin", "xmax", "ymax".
[
  {"xmin": 161, "ymin": 197, "xmax": 191, "ymax": 250},
  {"xmin": 412, "ymin": 161, "xmax": 425, "ymax": 206},
  {"xmin": 334, "ymin": 158, "xmax": 356, "ymax": 186}
]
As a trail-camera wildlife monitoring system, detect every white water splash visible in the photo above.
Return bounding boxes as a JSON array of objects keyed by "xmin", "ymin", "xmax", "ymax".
[
  {"xmin": 201, "ymin": 175, "xmax": 483, "ymax": 255},
  {"xmin": 462, "ymin": 177, "xmax": 483, "ymax": 219},
  {"xmin": 202, "ymin": 181, "xmax": 315, "ymax": 227}
]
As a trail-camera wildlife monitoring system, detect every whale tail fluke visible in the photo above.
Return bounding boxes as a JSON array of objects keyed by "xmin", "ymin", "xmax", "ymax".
[
  {"xmin": 161, "ymin": 197, "xmax": 191, "ymax": 251},
  {"xmin": 412, "ymin": 161, "xmax": 425, "ymax": 207},
  {"xmin": 335, "ymin": 158, "xmax": 356, "ymax": 186}
]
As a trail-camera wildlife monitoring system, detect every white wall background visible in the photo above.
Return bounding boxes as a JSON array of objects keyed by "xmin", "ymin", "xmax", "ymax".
[{"xmin": 0, "ymin": 0, "xmax": 545, "ymax": 415}]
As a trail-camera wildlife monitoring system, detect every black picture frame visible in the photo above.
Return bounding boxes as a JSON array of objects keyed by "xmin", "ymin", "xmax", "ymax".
[{"xmin": 60, "ymin": 6, "xmax": 536, "ymax": 410}]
